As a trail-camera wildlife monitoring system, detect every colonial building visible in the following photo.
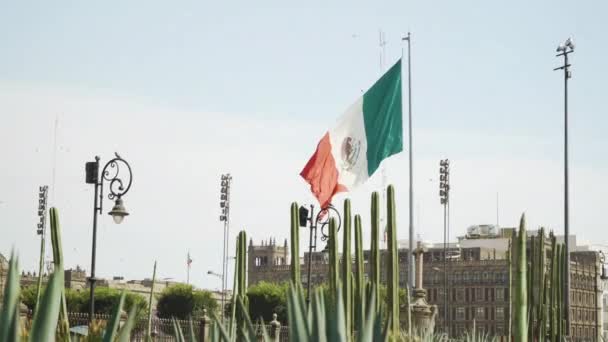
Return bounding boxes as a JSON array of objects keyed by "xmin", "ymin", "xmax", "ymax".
[{"xmin": 248, "ymin": 228, "xmax": 606, "ymax": 341}]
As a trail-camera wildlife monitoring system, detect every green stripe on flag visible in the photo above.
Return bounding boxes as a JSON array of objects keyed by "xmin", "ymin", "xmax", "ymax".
[{"xmin": 362, "ymin": 59, "xmax": 403, "ymax": 176}]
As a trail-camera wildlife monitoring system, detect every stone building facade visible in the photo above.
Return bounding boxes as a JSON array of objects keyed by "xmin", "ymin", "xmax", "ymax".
[{"xmin": 248, "ymin": 235, "xmax": 604, "ymax": 341}]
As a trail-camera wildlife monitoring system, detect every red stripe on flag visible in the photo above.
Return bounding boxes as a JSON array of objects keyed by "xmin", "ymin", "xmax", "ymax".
[{"xmin": 300, "ymin": 132, "xmax": 347, "ymax": 208}]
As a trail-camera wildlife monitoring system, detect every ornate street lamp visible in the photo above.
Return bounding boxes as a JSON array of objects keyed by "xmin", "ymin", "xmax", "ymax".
[
  {"xmin": 298, "ymin": 204, "xmax": 341, "ymax": 303},
  {"xmin": 85, "ymin": 152, "xmax": 133, "ymax": 323}
]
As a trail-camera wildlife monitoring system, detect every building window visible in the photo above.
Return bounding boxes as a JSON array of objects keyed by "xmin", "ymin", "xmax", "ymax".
[
  {"xmin": 456, "ymin": 289, "xmax": 465, "ymax": 302},
  {"xmin": 456, "ymin": 307, "xmax": 465, "ymax": 321},
  {"xmin": 495, "ymin": 288, "xmax": 505, "ymax": 302},
  {"xmin": 475, "ymin": 288, "xmax": 483, "ymax": 301},
  {"xmin": 496, "ymin": 307, "xmax": 504, "ymax": 321},
  {"xmin": 476, "ymin": 307, "xmax": 485, "ymax": 320}
]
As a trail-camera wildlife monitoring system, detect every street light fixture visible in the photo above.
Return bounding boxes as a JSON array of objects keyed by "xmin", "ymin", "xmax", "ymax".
[
  {"xmin": 554, "ymin": 37, "xmax": 574, "ymax": 334},
  {"xmin": 298, "ymin": 204, "xmax": 341, "ymax": 303},
  {"xmin": 85, "ymin": 152, "xmax": 133, "ymax": 323}
]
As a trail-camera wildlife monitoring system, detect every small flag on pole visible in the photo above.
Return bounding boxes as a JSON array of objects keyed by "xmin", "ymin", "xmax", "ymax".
[{"xmin": 300, "ymin": 60, "xmax": 403, "ymax": 208}]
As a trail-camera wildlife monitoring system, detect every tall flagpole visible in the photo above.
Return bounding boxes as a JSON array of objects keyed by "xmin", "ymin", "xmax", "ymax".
[
  {"xmin": 379, "ymin": 29, "xmax": 388, "ymax": 249},
  {"xmin": 402, "ymin": 32, "xmax": 415, "ymax": 290}
]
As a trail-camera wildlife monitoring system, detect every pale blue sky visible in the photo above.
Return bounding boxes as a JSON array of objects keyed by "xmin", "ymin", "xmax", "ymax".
[{"xmin": 1, "ymin": 1, "xmax": 606, "ymax": 288}]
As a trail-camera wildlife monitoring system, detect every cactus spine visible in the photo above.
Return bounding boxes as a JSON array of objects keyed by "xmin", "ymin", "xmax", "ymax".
[
  {"xmin": 514, "ymin": 214, "xmax": 528, "ymax": 342},
  {"xmin": 342, "ymin": 199, "xmax": 352, "ymax": 336},
  {"xmin": 354, "ymin": 215, "xmax": 365, "ymax": 329},
  {"xmin": 369, "ymin": 192, "xmax": 380, "ymax": 311},
  {"xmin": 386, "ymin": 185, "xmax": 399, "ymax": 338},
  {"xmin": 290, "ymin": 202, "xmax": 301, "ymax": 286}
]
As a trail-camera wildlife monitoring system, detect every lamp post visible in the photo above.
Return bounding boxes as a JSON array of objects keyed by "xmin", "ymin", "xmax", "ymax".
[
  {"xmin": 219, "ymin": 174, "xmax": 232, "ymax": 323},
  {"xmin": 35, "ymin": 185, "xmax": 49, "ymax": 311},
  {"xmin": 439, "ymin": 159, "xmax": 450, "ymax": 336},
  {"xmin": 554, "ymin": 37, "xmax": 574, "ymax": 334},
  {"xmin": 85, "ymin": 153, "xmax": 133, "ymax": 323},
  {"xmin": 298, "ymin": 204, "xmax": 341, "ymax": 303},
  {"xmin": 402, "ymin": 32, "xmax": 415, "ymax": 292}
]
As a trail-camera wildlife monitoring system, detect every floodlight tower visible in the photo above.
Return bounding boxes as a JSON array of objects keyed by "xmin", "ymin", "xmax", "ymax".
[{"xmin": 554, "ymin": 37, "xmax": 574, "ymax": 334}]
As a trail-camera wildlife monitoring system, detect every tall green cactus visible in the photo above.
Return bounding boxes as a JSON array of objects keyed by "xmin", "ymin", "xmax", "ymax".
[
  {"xmin": 404, "ymin": 286, "xmax": 411, "ymax": 337},
  {"xmin": 539, "ymin": 228, "xmax": 546, "ymax": 342},
  {"xmin": 329, "ymin": 218, "xmax": 340, "ymax": 295},
  {"xmin": 549, "ymin": 234, "xmax": 558, "ymax": 342},
  {"xmin": 342, "ymin": 199, "xmax": 352, "ymax": 336},
  {"xmin": 369, "ymin": 192, "xmax": 380, "ymax": 311},
  {"xmin": 556, "ymin": 243, "xmax": 563, "ymax": 341},
  {"xmin": 529, "ymin": 234, "xmax": 535, "ymax": 342},
  {"xmin": 507, "ymin": 239, "xmax": 512, "ymax": 340},
  {"xmin": 290, "ymin": 202, "xmax": 301, "ymax": 286},
  {"xmin": 386, "ymin": 185, "xmax": 399, "ymax": 338},
  {"xmin": 354, "ymin": 215, "xmax": 365, "ymax": 329},
  {"xmin": 514, "ymin": 214, "xmax": 528, "ymax": 342},
  {"xmin": 49, "ymin": 208, "xmax": 70, "ymax": 339},
  {"xmin": 235, "ymin": 230, "xmax": 249, "ymax": 341},
  {"xmin": 146, "ymin": 261, "xmax": 157, "ymax": 342}
]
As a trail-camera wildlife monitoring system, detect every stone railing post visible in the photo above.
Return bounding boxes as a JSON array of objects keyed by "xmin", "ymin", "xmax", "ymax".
[
  {"xmin": 198, "ymin": 309, "xmax": 211, "ymax": 342},
  {"xmin": 270, "ymin": 313, "xmax": 281, "ymax": 342}
]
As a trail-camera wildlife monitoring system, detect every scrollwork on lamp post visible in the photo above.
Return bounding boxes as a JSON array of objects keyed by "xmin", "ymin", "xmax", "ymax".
[
  {"xmin": 298, "ymin": 204, "xmax": 341, "ymax": 303},
  {"xmin": 85, "ymin": 152, "xmax": 133, "ymax": 323}
]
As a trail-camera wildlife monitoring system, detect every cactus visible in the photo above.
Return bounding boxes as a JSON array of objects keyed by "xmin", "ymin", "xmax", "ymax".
[
  {"xmin": 556, "ymin": 243, "xmax": 563, "ymax": 341},
  {"xmin": 369, "ymin": 192, "xmax": 380, "ymax": 311},
  {"xmin": 354, "ymin": 214, "xmax": 365, "ymax": 329},
  {"xmin": 49, "ymin": 208, "xmax": 70, "ymax": 339},
  {"xmin": 507, "ymin": 239, "xmax": 512, "ymax": 340},
  {"xmin": 234, "ymin": 230, "xmax": 249, "ymax": 341},
  {"xmin": 538, "ymin": 228, "xmax": 547, "ymax": 342},
  {"xmin": 342, "ymin": 199, "xmax": 352, "ymax": 336},
  {"xmin": 549, "ymin": 234, "xmax": 558, "ymax": 342},
  {"xmin": 329, "ymin": 217, "xmax": 340, "ymax": 295},
  {"xmin": 514, "ymin": 213, "xmax": 527, "ymax": 342},
  {"xmin": 290, "ymin": 202, "xmax": 301, "ymax": 286},
  {"xmin": 528, "ymin": 234, "xmax": 535, "ymax": 342},
  {"xmin": 386, "ymin": 185, "xmax": 399, "ymax": 338},
  {"xmin": 146, "ymin": 261, "xmax": 157, "ymax": 342},
  {"xmin": 404, "ymin": 286, "xmax": 412, "ymax": 337}
]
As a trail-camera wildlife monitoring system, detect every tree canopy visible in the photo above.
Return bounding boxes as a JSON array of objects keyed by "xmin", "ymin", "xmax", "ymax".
[
  {"xmin": 156, "ymin": 284, "xmax": 218, "ymax": 319},
  {"xmin": 20, "ymin": 285, "xmax": 148, "ymax": 319}
]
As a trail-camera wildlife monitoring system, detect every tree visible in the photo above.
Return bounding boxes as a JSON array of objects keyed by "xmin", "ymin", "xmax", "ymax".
[
  {"xmin": 157, "ymin": 284, "xmax": 218, "ymax": 319},
  {"xmin": 246, "ymin": 281, "xmax": 288, "ymax": 323},
  {"xmin": 193, "ymin": 289, "xmax": 219, "ymax": 316},
  {"xmin": 157, "ymin": 284, "xmax": 194, "ymax": 319}
]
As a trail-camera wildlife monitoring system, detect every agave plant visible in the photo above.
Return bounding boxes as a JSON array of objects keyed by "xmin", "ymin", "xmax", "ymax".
[{"xmin": 0, "ymin": 208, "xmax": 140, "ymax": 342}]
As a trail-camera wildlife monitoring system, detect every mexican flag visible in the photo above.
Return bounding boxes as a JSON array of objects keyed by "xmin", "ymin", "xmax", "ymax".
[{"xmin": 300, "ymin": 60, "xmax": 403, "ymax": 208}]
